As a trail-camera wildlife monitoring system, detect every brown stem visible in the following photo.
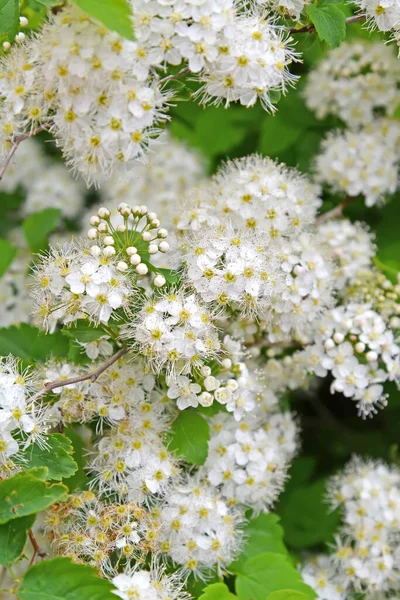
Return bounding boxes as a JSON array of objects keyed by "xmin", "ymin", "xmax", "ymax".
[
  {"xmin": 0, "ymin": 125, "xmax": 48, "ymax": 181},
  {"xmin": 33, "ymin": 347, "xmax": 129, "ymax": 401},
  {"xmin": 28, "ymin": 530, "xmax": 47, "ymax": 567},
  {"xmin": 290, "ymin": 13, "xmax": 365, "ymax": 34},
  {"xmin": 162, "ymin": 66, "xmax": 190, "ymax": 83},
  {"xmin": 316, "ymin": 197, "xmax": 355, "ymax": 223}
]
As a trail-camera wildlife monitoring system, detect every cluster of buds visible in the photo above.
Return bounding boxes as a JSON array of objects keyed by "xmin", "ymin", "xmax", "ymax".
[
  {"xmin": 2, "ymin": 16, "xmax": 29, "ymax": 50},
  {"xmin": 87, "ymin": 204, "xmax": 170, "ymax": 287},
  {"xmin": 347, "ymin": 269, "xmax": 400, "ymax": 329}
]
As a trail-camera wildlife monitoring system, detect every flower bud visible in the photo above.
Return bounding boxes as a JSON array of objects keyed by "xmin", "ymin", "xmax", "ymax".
[
  {"xmin": 117, "ymin": 261, "xmax": 128, "ymax": 272},
  {"xmin": 90, "ymin": 216, "xmax": 100, "ymax": 226},
  {"xmin": 333, "ymin": 332, "xmax": 344, "ymax": 344},
  {"xmin": 87, "ymin": 228, "xmax": 97, "ymax": 239},
  {"xmin": 136, "ymin": 263, "xmax": 148, "ymax": 275},
  {"xmin": 324, "ymin": 339, "xmax": 335, "ymax": 351},
  {"xmin": 158, "ymin": 241, "xmax": 170, "ymax": 253},
  {"xmin": 103, "ymin": 246, "xmax": 116, "ymax": 257},
  {"xmin": 126, "ymin": 247, "xmax": 137, "ymax": 256},
  {"xmin": 158, "ymin": 228, "xmax": 168, "ymax": 239},
  {"xmin": 148, "ymin": 244, "xmax": 158, "ymax": 255},
  {"xmin": 130, "ymin": 254, "xmax": 141, "ymax": 266},
  {"xmin": 154, "ymin": 275, "xmax": 166, "ymax": 288},
  {"xmin": 97, "ymin": 223, "xmax": 108, "ymax": 233},
  {"xmin": 98, "ymin": 207, "xmax": 111, "ymax": 219},
  {"xmin": 142, "ymin": 231, "xmax": 152, "ymax": 242},
  {"xmin": 104, "ymin": 236, "xmax": 115, "ymax": 246},
  {"xmin": 366, "ymin": 351, "xmax": 378, "ymax": 362},
  {"xmin": 117, "ymin": 224, "xmax": 126, "ymax": 233}
]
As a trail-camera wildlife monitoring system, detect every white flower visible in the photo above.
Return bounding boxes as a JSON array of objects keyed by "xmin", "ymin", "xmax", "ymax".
[{"xmin": 167, "ymin": 376, "xmax": 202, "ymax": 409}]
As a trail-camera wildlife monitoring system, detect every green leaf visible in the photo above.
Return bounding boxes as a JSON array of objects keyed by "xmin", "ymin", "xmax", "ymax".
[
  {"xmin": 260, "ymin": 117, "xmax": 303, "ymax": 156},
  {"xmin": 0, "ymin": 469, "xmax": 68, "ymax": 524},
  {"xmin": 169, "ymin": 409, "xmax": 210, "ymax": 465},
  {"xmin": 23, "ymin": 208, "xmax": 62, "ymax": 253},
  {"xmin": 194, "ymin": 107, "xmax": 249, "ymax": 156},
  {"xmin": 307, "ymin": 4, "xmax": 346, "ymax": 48},
  {"xmin": 199, "ymin": 583, "xmax": 238, "ymax": 600},
  {"xmin": 0, "ymin": 0, "xmax": 19, "ymax": 42},
  {"xmin": 0, "ymin": 514, "xmax": 35, "ymax": 566},
  {"xmin": 0, "ymin": 324, "xmax": 69, "ymax": 363},
  {"xmin": 266, "ymin": 592, "xmax": 313, "ymax": 600},
  {"xmin": 0, "ymin": 238, "xmax": 17, "ymax": 277},
  {"xmin": 230, "ymin": 514, "xmax": 288, "ymax": 572},
  {"xmin": 235, "ymin": 553, "xmax": 316, "ymax": 600},
  {"xmin": 18, "ymin": 557, "xmax": 117, "ymax": 600},
  {"xmin": 155, "ymin": 268, "xmax": 181, "ymax": 285},
  {"xmin": 62, "ymin": 320, "xmax": 107, "ymax": 344},
  {"xmin": 375, "ymin": 197, "xmax": 400, "ymax": 278},
  {"xmin": 278, "ymin": 479, "xmax": 341, "ymax": 549},
  {"xmin": 71, "ymin": 0, "xmax": 134, "ymax": 40},
  {"xmin": 24, "ymin": 434, "xmax": 78, "ymax": 481},
  {"xmin": 63, "ymin": 428, "xmax": 88, "ymax": 492}
]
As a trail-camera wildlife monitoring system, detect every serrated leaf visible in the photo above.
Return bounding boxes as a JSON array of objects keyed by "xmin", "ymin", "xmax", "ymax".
[
  {"xmin": 260, "ymin": 117, "xmax": 303, "ymax": 156},
  {"xmin": 23, "ymin": 208, "xmax": 62, "ymax": 253},
  {"xmin": 24, "ymin": 434, "xmax": 78, "ymax": 481},
  {"xmin": 0, "ymin": 238, "xmax": 17, "ymax": 277},
  {"xmin": 0, "ymin": 324, "xmax": 69, "ymax": 363},
  {"xmin": 0, "ymin": 0, "xmax": 19, "ymax": 42},
  {"xmin": 0, "ymin": 514, "xmax": 35, "ymax": 566},
  {"xmin": 0, "ymin": 469, "xmax": 68, "ymax": 524},
  {"xmin": 235, "ymin": 553, "xmax": 316, "ymax": 600},
  {"xmin": 199, "ymin": 583, "xmax": 238, "ymax": 600},
  {"xmin": 230, "ymin": 514, "xmax": 288, "ymax": 572},
  {"xmin": 63, "ymin": 320, "xmax": 107, "ymax": 344},
  {"xmin": 307, "ymin": 4, "xmax": 346, "ymax": 48},
  {"xmin": 169, "ymin": 409, "xmax": 210, "ymax": 465},
  {"xmin": 18, "ymin": 557, "xmax": 117, "ymax": 600},
  {"xmin": 71, "ymin": 0, "xmax": 134, "ymax": 40}
]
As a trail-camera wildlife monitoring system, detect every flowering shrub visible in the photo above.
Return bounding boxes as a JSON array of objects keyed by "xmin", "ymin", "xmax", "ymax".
[{"xmin": 0, "ymin": 1, "xmax": 400, "ymax": 600}]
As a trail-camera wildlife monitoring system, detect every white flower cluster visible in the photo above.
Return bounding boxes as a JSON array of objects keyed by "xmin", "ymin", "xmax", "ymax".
[
  {"xmin": 262, "ymin": 0, "xmax": 307, "ymax": 20},
  {"xmin": 347, "ymin": 269, "xmax": 400, "ymax": 328},
  {"xmin": 314, "ymin": 121, "xmax": 400, "ymax": 207},
  {"xmin": 157, "ymin": 479, "xmax": 243, "ymax": 577},
  {"xmin": 177, "ymin": 154, "xmax": 321, "ymax": 237},
  {"xmin": 112, "ymin": 568, "xmax": 188, "ymax": 600},
  {"xmin": 317, "ymin": 219, "xmax": 375, "ymax": 291},
  {"xmin": 0, "ymin": 139, "xmax": 86, "ymax": 219},
  {"xmin": 304, "ymin": 458, "xmax": 400, "ymax": 599},
  {"xmin": 201, "ymin": 408, "xmax": 298, "ymax": 512},
  {"xmin": 306, "ymin": 303, "xmax": 400, "ymax": 417},
  {"xmin": 0, "ymin": 357, "xmax": 48, "ymax": 475},
  {"xmin": 304, "ymin": 42, "xmax": 400, "ymax": 127},
  {"xmin": 31, "ymin": 241, "xmax": 131, "ymax": 330},
  {"xmin": 183, "ymin": 227, "xmax": 284, "ymax": 315},
  {"xmin": 127, "ymin": 290, "xmax": 220, "ymax": 374},
  {"xmin": 46, "ymin": 491, "xmax": 160, "ymax": 574}
]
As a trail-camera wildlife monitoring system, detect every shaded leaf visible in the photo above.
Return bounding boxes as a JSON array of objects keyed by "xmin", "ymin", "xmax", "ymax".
[
  {"xmin": 199, "ymin": 583, "xmax": 238, "ymax": 600},
  {"xmin": 23, "ymin": 208, "xmax": 62, "ymax": 253},
  {"xmin": 18, "ymin": 557, "xmax": 117, "ymax": 600},
  {"xmin": 0, "ymin": 514, "xmax": 35, "ymax": 566},
  {"xmin": 230, "ymin": 514, "xmax": 287, "ymax": 572},
  {"xmin": 0, "ymin": 324, "xmax": 69, "ymax": 363},
  {"xmin": 0, "ymin": 0, "xmax": 19, "ymax": 42},
  {"xmin": 307, "ymin": 4, "xmax": 346, "ymax": 48},
  {"xmin": 169, "ymin": 409, "xmax": 210, "ymax": 465},
  {"xmin": 0, "ymin": 239, "xmax": 17, "ymax": 277}
]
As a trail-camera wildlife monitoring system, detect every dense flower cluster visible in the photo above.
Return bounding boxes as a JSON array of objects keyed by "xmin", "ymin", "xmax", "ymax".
[
  {"xmin": 304, "ymin": 42, "xmax": 400, "ymax": 127},
  {"xmin": 201, "ymin": 408, "xmax": 298, "ymax": 511},
  {"xmin": 353, "ymin": 0, "xmax": 400, "ymax": 37},
  {"xmin": 305, "ymin": 303, "xmax": 400, "ymax": 417},
  {"xmin": 303, "ymin": 458, "xmax": 400, "ymax": 599},
  {"xmin": 112, "ymin": 567, "xmax": 188, "ymax": 600},
  {"xmin": 46, "ymin": 492, "xmax": 159, "ymax": 574},
  {"xmin": 157, "ymin": 479, "xmax": 243, "ymax": 577},
  {"xmin": 314, "ymin": 121, "xmax": 400, "ymax": 207}
]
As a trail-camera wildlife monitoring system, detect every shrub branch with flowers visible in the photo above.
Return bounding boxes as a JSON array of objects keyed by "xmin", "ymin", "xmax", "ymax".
[{"xmin": 0, "ymin": 0, "xmax": 400, "ymax": 599}]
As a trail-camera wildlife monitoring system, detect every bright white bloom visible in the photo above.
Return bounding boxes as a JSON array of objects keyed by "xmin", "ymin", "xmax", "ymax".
[
  {"xmin": 314, "ymin": 122, "xmax": 400, "ymax": 207},
  {"xmin": 201, "ymin": 409, "xmax": 298, "ymax": 512},
  {"xmin": 113, "ymin": 567, "xmax": 188, "ymax": 600},
  {"xmin": 354, "ymin": 0, "xmax": 400, "ymax": 33},
  {"xmin": 301, "ymin": 555, "xmax": 346, "ymax": 600},
  {"xmin": 197, "ymin": 15, "xmax": 299, "ymax": 111},
  {"xmin": 304, "ymin": 42, "xmax": 400, "ymax": 127},
  {"xmin": 158, "ymin": 479, "xmax": 243, "ymax": 576},
  {"xmin": 126, "ymin": 290, "xmax": 220, "ymax": 374}
]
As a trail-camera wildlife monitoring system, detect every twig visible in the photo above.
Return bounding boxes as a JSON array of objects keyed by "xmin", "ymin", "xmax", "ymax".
[
  {"xmin": 28, "ymin": 530, "xmax": 47, "ymax": 567},
  {"xmin": 316, "ymin": 197, "xmax": 355, "ymax": 223},
  {"xmin": 33, "ymin": 347, "xmax": 129, "ymax": 401},
  {"xmin": 290, "ymin": 13, "xmax": 365, "ymax": 34},
  {"xmin": 0, "ymin": 125, "xmax": 47, "ymax": 181},
  {"xmin": 162, "ymin": 67, "xmax": 190, "ymax": 84}
]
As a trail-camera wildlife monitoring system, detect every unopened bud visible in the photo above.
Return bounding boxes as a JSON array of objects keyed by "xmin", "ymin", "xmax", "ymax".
[
  {"xmin": 87, "ymin": 228, "xmax": 97, "ymax": 240},
  {"xmin": 130, "ymin": 254, "xmax": 141, "ymax": 266},
  {"xmin": 136, "ymin": 263, "xmax": 148, "ymax": 275},
  {"xmin": 158, "ymin": 241, "xmax": 170, "ymax": 253},
  {"xmin": 154, "ymin": 274, "xmax": 166, "ymax": 287}
]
